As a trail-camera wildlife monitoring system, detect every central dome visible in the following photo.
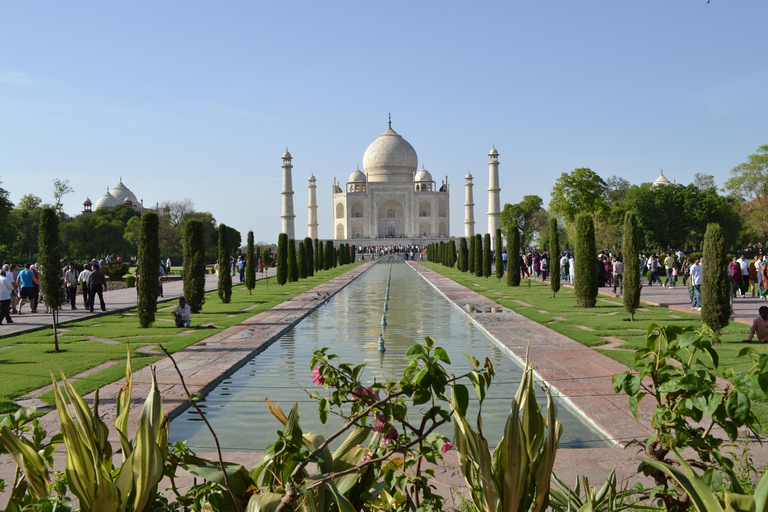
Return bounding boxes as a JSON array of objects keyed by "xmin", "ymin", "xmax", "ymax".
[{"xmin": 362, "ymin": 123, "xmax": 418, "ymax": 183}]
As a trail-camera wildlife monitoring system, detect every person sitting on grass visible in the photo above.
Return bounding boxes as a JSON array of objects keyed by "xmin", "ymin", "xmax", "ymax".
[
  {"xmin": 747, "ymin": 306, "xmax": 768, "ymax": 343},
  {"xmin": 172, "ymin": 296, "xmax": 191, "ymax": 328}
]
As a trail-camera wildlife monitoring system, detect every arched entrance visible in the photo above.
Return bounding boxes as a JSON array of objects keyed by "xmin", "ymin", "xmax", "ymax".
[{"xmin": 377, "ymin": 199, "xmax": 405, "ymax": 237}]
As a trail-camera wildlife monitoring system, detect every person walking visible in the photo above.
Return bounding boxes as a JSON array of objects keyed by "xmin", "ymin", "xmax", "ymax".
[
  {"xmin": 738, "ymin": 254, "xmax": 750, "ymax": 298},
  {"xmin": 16, "ymin": 263, "xmax": 38, "ymax": 314},
  {"xmin": 64, "ymin": 262, "xmax": 79, "ymax": 310},
  {"xmin": 78, "ymin": 263, "xmax": 91, "ymax": 309},
  {"xmin": 0, "ymin": 269, "xmax": 15, "ymax": 324},
  {"xmin": 690, "ymin": 257, "xmax": 702, "ymax": 310},
  {"xmin": 647, "ymin": 254, "xmax": 659, "ymax": 286},
  {"xmin": 612, "ymin": 257, "xmax": 624, "ymax": 295},
  {"xmin": 663, "ymin": 252, "xmax": 676, "ymax": 288},
  {"xmin": 729, "ymin": 256, "xmax": 742, "ymax": 298},
  {"xmin": 86, "ymin": 263, "xmax": 107, "ymax": 312}
]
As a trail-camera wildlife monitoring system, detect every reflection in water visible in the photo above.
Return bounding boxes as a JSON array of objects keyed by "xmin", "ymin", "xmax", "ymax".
[{"xmin": 170, "ymin": 262, "xmax": 606, "ymax": 452}]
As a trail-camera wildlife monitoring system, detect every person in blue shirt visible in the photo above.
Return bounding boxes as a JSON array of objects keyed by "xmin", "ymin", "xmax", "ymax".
[{"xmin": 16, "ymin": 263, "xmax": 38, "ymax": 313}]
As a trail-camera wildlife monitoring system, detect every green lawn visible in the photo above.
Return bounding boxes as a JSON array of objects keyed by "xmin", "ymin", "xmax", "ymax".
[
  {"xmin": 421, "ymin": 262, "xmax": 768, "ymax": 430},
  {"xmin": 0, "ymin": 264, "xmax": 363, "ymax": 412}
]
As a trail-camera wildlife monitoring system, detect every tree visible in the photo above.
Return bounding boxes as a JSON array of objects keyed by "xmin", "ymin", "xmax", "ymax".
[
  {"xmin": 549, "ymin": 168, "xmax": 607, "ymax": 222},
  {"xmin": 0, "ymin": 182, "xmax": 14, "ymax": 250},
  {"xmin": 622, "ymin": 212, "xmax": 640, "ymax": 320},
  {"xmin": 183, "ymin": 219, "xmax": 206, "ymax": 313},
  {"xmin": 499, "ymin": 195, "xmax": 544, "ymax": 249},
  {"xmin": 549, "ymin": 218, "xmax": 560, "ymax": 298},
  {"xmin": 9, "ymin": 194, "xmax": 44, "ymax": 261},
  {"xmin": 483, "ymin": 234, "xmax": 492, "ymax": 278},
  {"xmin": 138, "ymin": 212, "xmax": 160, "ymax": 327},
  {"xmin": 52, "ymin": 178, "xmax": 74, "ymax": 213},
  {"xmin": 474, "ymin": 234, "xmax": 483, "ymax": 278},
  {"xmin": 277, "ymin": 233, "xmax": 288, "ymax": 285},
  {"xmin": 262, "ymin": 247, "xmax": 272, "ymax": 286},
  {"xmin": 298, "ymin": 242, "xmax": 307, "ymax": 279},
  {"xmin": 305, "ymin": 237, "xmax": 315, "ymax": 277},
  {"xmin": 725, "ymin": 145, "xmax": 768, "ymax": 241},
  {"xmin": 458, "ymin": 238, "xmax": 468, "ymax": 272},
  {"xmin": 507, "ymin": 222, "xmax": 520, "ymax": 287},
  {"xmin": 701, "ymin": 223, "xmax": 730, "ymax": 334},
  {"xmin": 574, "ymin": 213, "xmax": 597, "ymax": 308},
  {"xmin": 449, "ymin": 239, "xmax": 457, "ymax": 268},
  {"xmin": 324, "ymin": 240, "xmax": 334, "ymax": 270},
  {"xmin": 288, "ymin": 239, "xmax": 299, "ymax": 282},
  {"xmin": 246, "ymin": 231, "xmax": 256, "ymax": 294},
  {"xmin": 495, "ymin": 229, "xmax": 503, "ymax": 280},
  {"xmin": 603, "ymin": 175, "xmax": 630, "ymax": 205},
  {"xmin": 38, "ymin": 208, "xmax": 65, "ymax": 353},
  {"xmin": 468, "ymin": 235, "xmax": 475, "ymax": 274},
  {"xmin": 693, "ymin": 172, "xmax": 717, "ymax": 191},
  {"xmin": 218, "ymin": 224, "xmax": 233, "ymax": 302},
  {"xmin": 317, "ymin": 240, "xmax": 324, "ymax": 271}
]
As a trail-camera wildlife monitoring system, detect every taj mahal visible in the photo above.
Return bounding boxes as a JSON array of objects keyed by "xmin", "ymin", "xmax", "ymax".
[{"xmin": 280, "ymin": 116, "xmax": 502, "ymax": 249}]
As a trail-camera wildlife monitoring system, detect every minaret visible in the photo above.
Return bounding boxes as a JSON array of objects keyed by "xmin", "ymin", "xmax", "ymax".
[
  {"xmin": 281, "ymin": 149, "xmax": 295, "ymax": 240},
  {"xmin": 487, "ymin": 146, "xmax": 500, "ymax": 249},
  {"xmin": 307, "ymin": 173, "xmax": 318, "ymax": 240},
  {"xmin": 464, "ymin": 172, "xmax": 475, "ymax": 238}
]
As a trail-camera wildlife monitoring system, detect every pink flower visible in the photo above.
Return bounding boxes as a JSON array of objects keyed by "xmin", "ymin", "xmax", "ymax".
[
  {"xmin": 360, "ymin": 451, "xmax": 372, "ymax": 464},
  {"xmin": 441, "ymin": 441, "xmax": 454, "ymax": 454},
  {"xmin": 381, "ymin": 427, "xmax": 399, "ymax": 446},
  {"xmin": 311, "ymin": 366, "xmax": 325, "ymax": 386},
  {"xmin": 372, "ymin": 421, "xmax": 387, "ymax": 434},
  {"xmin": 352, "ymin": 386, "xmax": 379, "ymax": 402}
]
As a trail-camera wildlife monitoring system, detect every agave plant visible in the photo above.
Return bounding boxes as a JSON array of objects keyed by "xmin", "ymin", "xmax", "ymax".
[
  {"xmin": 549, "ymin": 470, "xmax": 663, "ymax": 512},
  {"xmin": 451, "ymin": 361, "xmax": 563, "ymax": 512}
]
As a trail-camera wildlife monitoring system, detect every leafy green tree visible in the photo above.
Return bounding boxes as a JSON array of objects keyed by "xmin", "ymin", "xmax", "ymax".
[
  {"xmin": 183, "ymin": 219, "xmax": 206, "ymax": 313},
  {"xmin": 318, "ymin": 240, "xmax": 325, "ymax": 271},
  {"xmin": 499, "ymin": 195, "xmax": 544, "ymax": 248},
  {"xmin": 474, "ymin": 234, "xmax": 483, "ymax": 277},
  {"xmin": 324, "ymin": 240, "xmax": 334, "ymax": 270},
  {"xmin": 218, "ymin": 224, "xmax": 233, "ymax": 301},
  {"xmin": 483, "ymin": 234, "xmax": 492, "ymax": 278},
  {"xmin": 468, "ymin": 235, "xmax": 475, "ymax": 274},
  {"xmin": 276, "ymin": 233, "xmax": 288, "ymax": 285},
  {"xmin": 0, "ymin": 182, "xmax": 14, "ymax": 251},
  {"xmin": 549, "ymin": 168, "xmax": 607, "ymax": 222},
  {"xmin": 38, "ymin": 208, "xmax": 65, "ymax": 353},
  {"xmin": 549, "ymin": 218, "xmax": 560, "ymax": 298},
  {"xmin": 52, "ymin": 178, "xmax": 74, "ymax": 213},
  {"xmin": 603, "ymin": 175, "xmax": 630, "ymax": 205},
  {"xmin": 495, "ymin": 229, "xmax": 503, "ymax": 280},
  {"xmin": 304, "ymin": 237, "xmax": 314, "ymax": 276},
  {"xmin": 725, "ymin": 144, "xmax": 768, "ymax": 241},
  {"xmin": 574, "ymin": 213, "xmax": 597, "ymax": 308},
  {"xmin": 138, "ymin": 212, "xmax": 160, "ymax": 327},
  {"xmin": 507, "ymin": 222, "xmax": 520, "ymax": 287},
  {"xmin": 622, "ymin": 212, "xmax": 640, "ymax": 320},
  {"xmin": 8, "ymin": 194, "xmax": 44, "ymax": 261},
  {"xmin": 458, "ymin": 238, "xmax": 468, "ymax": 272},
  {"xmin": 246, "ymin": 231, "xmax": 256, "ymax": 294},
  {"xmin": 449, "ymin": 240, "xmax": 457, "ymax": 268},
  {"xmin": 298, "ymin": 241, "xmax": 307, "ymax": 279},
  {"xmin": 701, "ymin": 223, "xmax": 730, "ymax": 334},
  {"xmin": 288, "ymin": 239, "xmax": 299, "ymax": 282}
]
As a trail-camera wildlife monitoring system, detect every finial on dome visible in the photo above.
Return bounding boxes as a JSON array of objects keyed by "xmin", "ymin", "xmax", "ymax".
[{"xmin": 388, "ymin": 112, "xmax": 391, "ymax": 128}]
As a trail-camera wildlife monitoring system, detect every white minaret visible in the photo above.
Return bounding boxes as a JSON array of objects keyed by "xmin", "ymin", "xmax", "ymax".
[
  {"xmin": 464, "ymin": 171, "xmax": 475, "ymax": 238},
  {"xmin": 307, "ymin": 173, "xmax": 318, "ymax": 240},
  {"xmin": 487, "ymin": 146, "xmax": 500, "ymax": 249},
  {"xmin": 281, "ymin": 149, "xmax": 295, "ymax": 240}
]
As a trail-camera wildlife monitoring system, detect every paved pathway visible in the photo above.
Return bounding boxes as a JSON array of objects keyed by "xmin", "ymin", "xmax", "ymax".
[{"xmin": 0, "ymin": 269, "xmax": 277, "ymax": 338}]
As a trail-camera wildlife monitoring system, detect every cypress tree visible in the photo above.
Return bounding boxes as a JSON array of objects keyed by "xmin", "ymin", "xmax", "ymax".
[
  {"xmin": 574, "ymin": 213, "xmax": 598, "ymax": 308},
  {"xmin": 449, "ymin": 239, "xmax": 457, "ymax": 268},
  {"xmin": 38, "ymin": 208, "xmax": 65, "ymax": 353},
  {"xmin": 550, "ymin": 217, "xmax": 561, "ymax": 298},
  {"xmin": 622, "ymin": 211, "xmax": 640, "ymax": 320},
  {"xmin": 483, "ymin": 233, "xmax": 492, "ymax": 278},
  {"xmin": 507, "ymin": 222, "xmax": 520, "ymax": 287},
  {"xmin": 298, "ymin": 241, "xmax": 307, "ymax": 278},
  {"xmin": 262, "ymin": 247, "xmax": 272, "ymax": 286},
  {"xmin": 469, "ymin": 235, "xmax": 475, "ymax": 274},
  {"xmin": 218, "ymin": 224, "xmax": 233, "ymax": 301},
  {"xmin": 325, "ymin": 240, "xmax": 334, "ymax": 270},
  {"xmin": 701, "ymin": 223, "xmax": 730, "ymax": 334},
  {"xmin": 342, "ymin": 243, "xmax": 348, "ymax": 265},
  {"xmin": 317, "ymin": 239, "xmax": 324, "ymax": 271},
  {"xmin": 276, "ymin": 233, "xmax": 288, "ymax": 285},
  {"xmin": 139, "ymin": 211, "xmax": 160, "ymax": 326},
  {"xmin": 475, "ymin": 234, "xmax": 483, "ymax": 277},
  {"xmin": 495, "ymin": 228, "xmax": 504, "ymax": 281},
  {"xmin": 183, "ymin": 219, "xmax": 206, "ymax": 312},
  {"xmin": 458, "ymin": 238, "xmax": 468, "ymax": 272},
  {"xmin": 334, "ymin": 244, "xmax": 339, "ymax": 267},
  {"xmin": 245, "ymin": 231, "xmax": 256, "ymax": 294},
  {"xmin": 288, "ymin": 239, "xmax": 299, "ymax": 282},
  {"xmin": 305, "ymin": 237, "xmax": 315, "ymax": 276}
]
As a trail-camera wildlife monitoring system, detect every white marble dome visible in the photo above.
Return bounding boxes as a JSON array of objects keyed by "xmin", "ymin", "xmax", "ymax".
[
  {"xmin": 94, "ymin": 189, "xmax": 120, "ymax": 210},
  {"xmin": 349, "ymin": 166, "xmax": 366, "ymax": 183},
  {"xmin": 363, "ymin": 123, "xmax": 418, "ymax": 183},
  {"xmin": 109, "ymin": 179, "xmax": 140, "ymax": 207},
  {"xmin": 415, "ymin": 166, "xmax": 433, "ymax": 182}
]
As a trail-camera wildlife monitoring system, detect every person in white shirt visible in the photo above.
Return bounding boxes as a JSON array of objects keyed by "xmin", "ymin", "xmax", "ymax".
[
  {"xmin": 172, "ymin": 297, "xmax": 192, "ymax": 327},
  {"xmin": 78, "ymin": 263, "xmax": 92, "ymax": 310},
  {"xmin": 738, "ymin": 255, "xmax": 750, "ymax": 298},
  {"xmin": 0, "ymin": 270, "xmax": 15, "ymax": 324},
  {"xmin": 690, "ymin": 257, "xmax": 703, "ymax": 310}
]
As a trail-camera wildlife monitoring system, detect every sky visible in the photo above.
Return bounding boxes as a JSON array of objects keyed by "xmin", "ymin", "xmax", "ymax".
[{"xmin": 2, "ymin": 1, "xmax": 767, "ymax": 244}]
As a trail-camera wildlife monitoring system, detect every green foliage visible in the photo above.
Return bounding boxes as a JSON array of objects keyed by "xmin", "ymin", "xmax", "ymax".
[
  {"xmin": 8, "ymin": 194, "xmax": 44, "ymax": 261},
  {"xmin": 138, "ymin": 212, "xmax": 160, "ymax": 327},
  {"xmin": 549, "ymin": 470, "xmax": 656, "ymax": 512},
  {"xmin": 495, "ymin": 228, "xmax": 503, "ymax": 280},
  {"xmin": 452, "ymin": 360, "xmax": 562, "ymax": 512},
  {"xmin": 217, "ymin": 224, "xmax": 233, "ymax": 302},
  {"xmin": 324, "ymin": 240, "xmax": 334, "ymax": 270},
  {"xmin": 458, "ymin": 237, "xmax": 468, "ymax": 272},
  {"xmin": 125, "ymin": 275, "xmax": 136, "ymax": 288},
  {"xmin": 287, "ymin": 239, "xmax": 299, "ymax": 282},
  {"xmin": 298, "ymin": 241, "xmax": 307, "ymax": 279},
  {"xmin": 549, "ymin": 168, "xmax": 608, "ymax": 222},
  {"xmin": 550, "ymin": 218, "xmax": 560, "ymax": 297},
  {"xmin": 38, "ymin": 208, "xmax": 65, "ymax": 352},
  {"xmin": 245, "ymin": 231, "xmax": 256, "ymax": 294},
  {"xmin": 507, "ymin": 222, "xmax": 520, "ymax": 287},
  {"xmin": 574, "ymin": 213, "xmax": 597, "ymax": 308},
  {"xmin": 468, "ymin": 234, "xmax": 475, "ymax": 274},
  {"xmin": 475, "ymin": 234, "xmax": 483, "ymax": 277},
  {"xmin": 701, "ymin": 223, "xmax": 730, "ymax": 334},
  {"xmin": 276, "ymin": 233, "xmax": 288, "ymax": 286},
  {"xmin": 102, "ymin": 261, "xmax": 129, "ymax": 279},
  {"xmin": 314, "ymin": 239, "xmax": 321, "ymax": 273},
  {"xmin": 500, "ymin": 195, "xmax": 545, "ymax": 248},
  {"xmin": 725, "ymin": 144, "xmax": 768, "ymax": 242},
  {"xmin": 183, "ymin": 219, "xmax": 207, "ymax": 313},
  {"xmin": 622, "ymin": 211, "xmax": 640, "ymax": 320},
  {"xmin": 483, "ymin": 234, "xmax": 492, "ymax": 278},
  {"xmin": 305, "ymin": 237, "xmax": 315, "ymax": 277},
  {"xmin": 613, "ymin": 323, "xmax": 768, "ymax": 509}
]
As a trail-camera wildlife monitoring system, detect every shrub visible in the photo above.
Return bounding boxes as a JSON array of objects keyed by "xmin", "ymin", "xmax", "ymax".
[
  {"xmin": 574, "ymin": 213, "xmax": 597, "ymax": 308},
  {"xmin": 458, "ymin": 237, "xmax": 468, "ymax": 272},
  {"xmin": 298, "ymin": 241, "xmax": 307, "ymax": 279},
  {"xmin": 483, "ymin": 233, "xmax": 492, "ymax": 278},
  {"xmin": 507, "ymin": 222, "xmax": 520, "ymax": 287},
  {"xmin": 245, "ymin": 230, "xmax": 256, "ymax": 294},
  {"xmin": 138, "ymin": 211, "xmax": 160, "ymax": 326},
  {"xmin": 701, "ymin": 223, "xmax": 730, "ymax": 334},
  {"xmin": 468, "ymin": 235, "xmax": 475, "ymax": 274},
  {"xmin": 125, "ymin": 275, "xmax": 136, "ymax": 288},
  {"xmin": 495, "ymin": 228, "xmax": 503, "ymax": 280},
  {"xmin": 305, "ymin": 237, "xmax": 314, "ymax": 277},
  {"xmin": 288, "ymin": 239, "xmax": 299, "ymax": 282},
  {"xmin": 102, "ymin": 260, "xmax": 129, "ymax": 279},
  {"xmin": 475, "ymin": 234, "xmax": 483, "ymax": 277},
  {"xmin": 622, "ymin": 212, "xmax": 640, "ymax": 320},
  {"xmin": 277, "ymin": 233, "xmax": 288, "ymax": 285},
  {"xmin": 324, "ymin": 240, "xmax": 334, "ymax": 270},
  {"xmin": 184, "ymin": 219, "xmax": 206, "ymax": 312},
  {"xmin": 550, "ymin": 217, "xmax": 560, "ymax": 297},
  {"xmin": 218, "ymin": 224, "xmax": 233, "ymax": 302},
  {"xmin": 38, "ymin": 208, "xmax": 65, "ymax": 353},
  {"xmin": 314, "ymin": 239, "xmax": 321, "ymax": 273}
]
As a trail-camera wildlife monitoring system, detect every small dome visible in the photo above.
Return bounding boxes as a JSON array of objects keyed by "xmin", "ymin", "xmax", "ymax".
[
  {"xmin": 465, "ymin": 172, "xmax": 473, "ymax": 180},
  {"xmin": 94, "ymin": 189, "xmax": 120, "ymax": 210},
  {"xmin": 283, "ymin": 149, "xmax": 292, "ymax": 159},
  {"xmin": 109, "ymin": 179, "xmax": 140, "ymax": 208},
  {"xmin": 414, "ymin": 166, "xmax": 433, "ymax": 182},
  {"xmin": 308, "ymin": 173, "xmax": 316, "ymax": 183},
  {"xmin": 349, "ymin": 166, "xmax": 366, "ymax": 183},
  {"xmin": 83, "ymin": 197, "xmax": 92, "ymax": 206},
  {"xmin": 489, "ymin": 146, "xmax": 499, "ymax": 156},
  {"xmin": 653, "ymin": 170, "xmax": 672, "ymax": 188}
]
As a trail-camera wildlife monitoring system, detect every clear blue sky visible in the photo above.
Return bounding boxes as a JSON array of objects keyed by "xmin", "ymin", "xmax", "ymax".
[{"xmin": 2, "ymin": 1, "xmax": 766, "ymax": 244}]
